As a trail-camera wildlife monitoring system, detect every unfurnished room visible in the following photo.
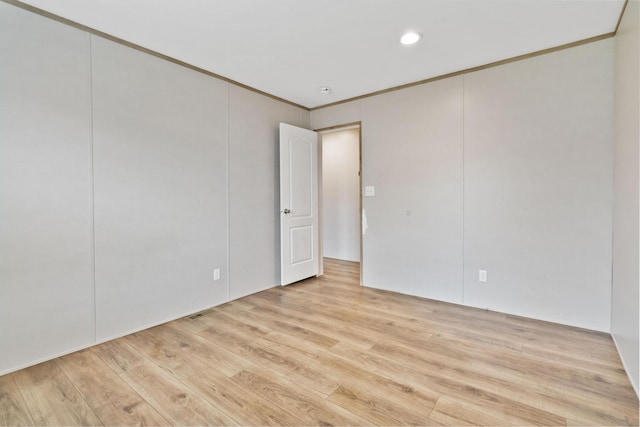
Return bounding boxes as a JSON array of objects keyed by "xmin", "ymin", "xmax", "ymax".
[{"xmin": 0, "ymin": 0, "xmax": 639, "ymax": 425}]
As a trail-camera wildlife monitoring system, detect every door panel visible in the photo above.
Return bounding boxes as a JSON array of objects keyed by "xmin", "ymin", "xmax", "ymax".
[
  {"xmin": 290, "ymin": 139, "xmax": 313, "ymax": 217},
  {"xmin": 290, "ymin": 226, "xmax": 313, "ymax": 264},
  {"xmin": 280, "ymin": 123, "xmax": 318, "ymax": 285}
]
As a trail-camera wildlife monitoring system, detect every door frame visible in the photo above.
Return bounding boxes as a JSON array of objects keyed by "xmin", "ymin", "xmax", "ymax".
[{"xmin": 315, "ymin": 121, "xmax": 363, "ymax": 285}]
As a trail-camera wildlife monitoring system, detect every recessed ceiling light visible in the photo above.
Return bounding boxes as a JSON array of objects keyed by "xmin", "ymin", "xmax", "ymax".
[
  {"xmin": 319, "ymin": 86, "xmax": 332, "ymax": 95},
  {"xmin": 400, "ymin": 31, "xmax": 422, "ymax": 45}
]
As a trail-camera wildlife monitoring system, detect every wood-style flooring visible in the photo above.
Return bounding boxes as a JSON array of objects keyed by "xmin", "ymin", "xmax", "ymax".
[{"xmin": 1, "ymin": 258, "xmax": 638, "ymax": 426}]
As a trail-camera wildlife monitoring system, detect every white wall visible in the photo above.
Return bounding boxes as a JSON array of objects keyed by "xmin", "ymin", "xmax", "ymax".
[
  {"xmin": 0, "ymin": 2, "xmax": 309, "ymax": 375},
  {"xmin": 311, "ymin": 39, "xmax": 615, "ymax": 331},
  {"xmin": 322, "ymin": 129, "xmax": 360, "ymax": 262},
  {"xmin": 463, "ymin": 41, "xmax": 614, "ymax": 331},
  {"xmin": 613, "ymin": 0, "xmax": 640, "ymax": 396},
  {"xmin": 228, "ymin": 86, "xmax": 309, "ymax": 300},
  {"xmin": 0, "ymin": 3, "xmax": 94, "ymax": 373},
  {"xmin": 360, "ymin": 78, "xmax": 465, "ymax": 303},
  {"xmin": 91, "ymin": 36, "xmax": 230, "ymax": 341}
]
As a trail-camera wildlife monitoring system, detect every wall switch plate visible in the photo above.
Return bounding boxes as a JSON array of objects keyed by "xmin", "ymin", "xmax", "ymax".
[
  {"xmin": 479, "ymin": 270, "xmax": 487, "ymax": 282},
  {"xmin": 365, "ymin": 186, "xmax": 375, "ymax": 197},
  {"xmin": 213, "ymin": 268, "xmax": 221, "ymax": 281}
]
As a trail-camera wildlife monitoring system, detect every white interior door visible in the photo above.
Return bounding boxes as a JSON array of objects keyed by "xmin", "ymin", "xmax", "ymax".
[{"xmin": 280, "ymin": 123, "xmax": 319, "ymax": 285}]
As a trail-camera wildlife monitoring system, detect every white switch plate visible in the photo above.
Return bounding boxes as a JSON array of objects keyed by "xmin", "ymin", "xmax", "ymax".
[
  {"xmin": 478, "ymin": 270, "xmax": 487, "ymax": 282},
  {"xmin": 214, "ymin": 268, "xmax": 221, "ymax": 281},
  {"xmin": 365, "ymin": 186, "xmax": 375, "ymax": 197}
]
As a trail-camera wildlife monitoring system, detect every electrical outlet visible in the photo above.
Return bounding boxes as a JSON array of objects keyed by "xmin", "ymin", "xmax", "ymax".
[
  {"xmin": 478, "ymin": 270, "xmax": 487, "ymax": 282},
  {"xmin": 213, "ymin": 268, "xmax": 221, "ymax": 281}
]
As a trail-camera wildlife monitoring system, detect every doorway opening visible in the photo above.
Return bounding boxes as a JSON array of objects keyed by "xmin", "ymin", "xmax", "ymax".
[{"xmin": 317, "ymin": 123, "xmax": 362, "ymax": 285}]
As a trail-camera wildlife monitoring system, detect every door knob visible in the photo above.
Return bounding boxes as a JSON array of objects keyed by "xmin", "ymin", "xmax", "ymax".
[{"xmin": 283, "ymin": 208, "xmax": 291, "ymax": 214}]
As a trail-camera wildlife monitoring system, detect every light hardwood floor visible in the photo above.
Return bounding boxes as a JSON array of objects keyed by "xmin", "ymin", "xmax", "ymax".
[{"xmin": 1, "ymin": 258, "xmax": 638, "ymax": 426}]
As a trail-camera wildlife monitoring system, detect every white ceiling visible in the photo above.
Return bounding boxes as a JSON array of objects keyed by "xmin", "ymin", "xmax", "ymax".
[{"xmin": 17, "ymin": 0, "xmax": 625, "ymax": 109}]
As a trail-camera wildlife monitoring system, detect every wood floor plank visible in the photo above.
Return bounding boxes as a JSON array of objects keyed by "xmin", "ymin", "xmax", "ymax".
[
  {"xmin": 91, "ymin": 337, "xmax": 145, "ymax": 374},
  {"xmin": 428, "ymin": 396, "xmax": 513, "ymax": 426},
  {"xmin": 248, "ymin": 301, "xmax": 378, "ymax": 349},
  {"xmin": 161, "ymin": 322, "xmax": 253, "ymax": 377},
  {"xmin": 122, "ymin": 322, "xmax": 251, "ymax": 380},
  {"xmin": 470, "ymin": 343, "xmax": 639, "ymax": 407},
  {"xmin": 190, "ymin": 311, "xmax": 342, "ymax": 397},
  {"xmin": 521, "ymin": 344, "xmax": 630, "ymax": 379},
  {"xmin": 328, "ymin": 380, "xmax": 436, "ymax": 426},
  {"xmin": 13, "ymin": 361, "xmax": 103, "ymax": 426},
  {"xmin": 468, "ymin": 358, "xmax": 638, "ymax": 425},
  {"xmin": 120, "ymin": 327, "xmax": 195, "ymax": 379},
  {"xmin": 120, "ymin": 362, "xmax": 237, "ymax": 426},
  {"xmin": 223, "ymin": 304, "xmax": 340, "ymax": 349},
  {"xmin": 370, "ymin": 339, "xmax": 473, "ymax": 371},
  {"xmin": 242, "ymin": 339, "xmax": 341, "ymax": 396},
  {"xmin": 329, "ymin": 341, "xmax": 567, "ymax": 426},
  {"xmin": 435, "ymin": 331, "xmax": 638, "ymax": 425},
  {"xmin": 230, "ymin": 369, "xmax": 370, "ymax": 426},
  {"xmin": 280, "ymin": 293, "xmax": 434, "ymax": 342},
  {"xmin": 56, "ymin": 349, "xmax": 170, "ymax": 426},
  {"xmin": 178, "ymin": 366, "xmax": 301, "ymax": 426},
  {"xmin": 384, "ymin": 333, "xmax": 634, "ymax": 425},
  {"xmin": 192, "ymin": 310, "xmax": 271, "ymax": 353},
  {"xmin": 0, "ymin": 373, "xmax": 35, "ymax": 426},
  {"xmin": 590, "ymin": 344, "xmax": 626, "ymax": 363},
  {"xmin": 1, "ymin": 258, "xmax": 637, "ymax": 426},
  {"xmin": 262, "ymin": 332, "xmax": 442, "ymax": 417}
]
